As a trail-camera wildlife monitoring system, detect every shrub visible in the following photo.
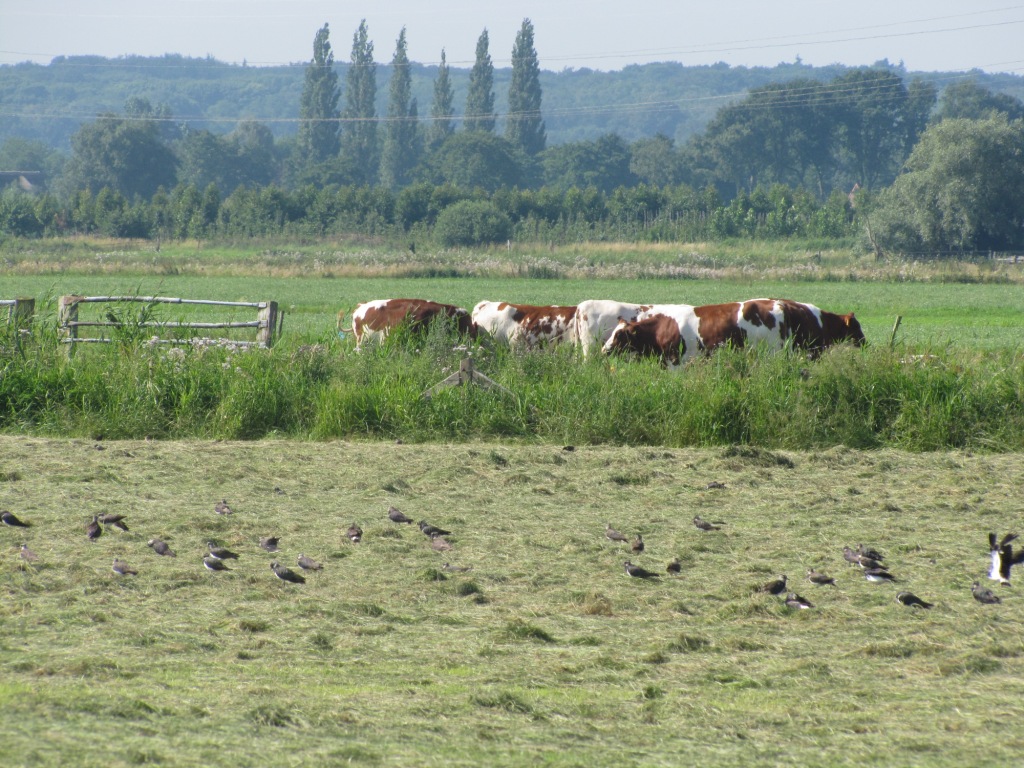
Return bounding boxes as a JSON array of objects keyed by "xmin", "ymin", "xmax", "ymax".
[{"xmin": 434, "ymin": 200, "xmax": 512, "ymax": 247}]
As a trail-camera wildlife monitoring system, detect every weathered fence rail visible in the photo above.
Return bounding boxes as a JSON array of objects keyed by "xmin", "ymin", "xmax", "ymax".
[
  {"xmin": 2, "ymin": 298, "xmax": 34, "ymax": 326},
  {"xmin": 58, "ymin": 295, "xmax": 281, "ymax": 350}
]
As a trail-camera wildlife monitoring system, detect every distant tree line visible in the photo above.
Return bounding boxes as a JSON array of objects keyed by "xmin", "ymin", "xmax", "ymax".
[{"xmin": 1, "ymin": 20, "xmax": 1023, "ymax": 253}]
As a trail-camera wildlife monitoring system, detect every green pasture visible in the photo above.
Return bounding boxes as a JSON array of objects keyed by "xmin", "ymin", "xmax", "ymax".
[
  {"xmin": 2, "ymin": 438, "xmax": 1024, "ymax": 767},
  {"xmin": 5, "ymin": 273, "xmax": 1024, "ymax": 349}
]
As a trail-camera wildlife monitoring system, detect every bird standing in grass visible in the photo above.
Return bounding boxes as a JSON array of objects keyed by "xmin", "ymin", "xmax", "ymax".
[
  {"xmin": 864, "ymin": 568, "xmax": 896, "ymax": 584},
  {"xmin": 259, "ymin": 536, "xmax": 280, "ymax": 552},
  {"xmin": 988, "ymin": 532, "xmax": 1024, "ymax": 586},
  {"xmin": 271, "ymin": 561, "xmax": 305, "ymax": 584},
  {"xmin": 431, "ymin": 535, "xmax": 453, "ymax": 552},
  {"xmin": 207, "ymin": 542, "xmax": 239, "ymax": 561},
  {"xmin": 99, "ymin": 513, "xmax": 129, "ymax": 532},
  {"xmin": 896, "ymin": 592, "xmax": 934, "ymax": 609},
  {"xmin": 203, "ymin": 556, "xmax": 231, "ymax": 572},
  {"xmin": 214, "ymin": 500, "xmax": 233, "ymax": 515},
  {"xmin": 388, "ymin": 506, "xmax": 414, "ymax": 524},
  {"xmin": 148, "ymin": 538, "xmax": 176, "ymax": 557},
  {"xmin": 86, "ymin": 515, "xmax": 102, "ymax": 541},
  {"xmin": 759, "ymin": 575, "xmax": 788, "ymax": 595},
  {"xmin": 2, "ymin": 510, "xmax": 31, "ymax": 527},
  {"xmin": 806, "ymin": 569, "xmax": 836, "ymax": 587},
  {"xmin": 666, "ymin": 558, "xmax": 681, "ymax": 575},
  {"xmin": 972, "ymin": 581, "xmax": 1001, "ymax": 604},
  {"xmin": 605, "ymin": 524, "xmax": 628, "ymax": 543},
  {"xmin": 693, "ymin": 516, "xmax": 724, "ymax": 532},
  {"xmin": 419, "ymin": 521, "xmax": 451, "ymax": 538},
  {"xmin": 297, "ymin": 554, "xmax": 323, "ymax": 571},
  {"xmin": 631, "ymin": 534, "xmax": 645, "ymax": 555},
  {"xmin": 20, "ymin": 544, "xmax": 39, "ymax": 564},
  {"xmin": 112, "ymin": 558, "xmax": 138, "ymax": 576},
  {"xmin": 624, "ymin": 561, "xmax": 660, "ymax": 579},
  {"xmin": 346, "ymin": 524, "xmax": 363, "ymax": 543},
  {"xmin": 785, "ymin": 593, "xmax": 814, "ymax": 609}
]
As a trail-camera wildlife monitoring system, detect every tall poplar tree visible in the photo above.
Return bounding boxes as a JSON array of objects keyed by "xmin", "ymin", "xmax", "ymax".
[
  {"xmin": 506, "ymin": 19, "xmax": 546, "ymax": 156},
  {"xmin": 340, "ymin": 19, "xmax": 378, "ymax": 185},
  {"xmin": 379, "ymin": 28, "xmax": 420, "ymax": 189},
  {"xmin": 464, "ymin": 29, "xmax": 496, "ymax": 133},
  {"xmin": 427, "ymin": 50, "xmax": 455, "ymax": 150},
  {"xmin": 296, "ymin": 24, "xmax": 341, "ymax": 171}
]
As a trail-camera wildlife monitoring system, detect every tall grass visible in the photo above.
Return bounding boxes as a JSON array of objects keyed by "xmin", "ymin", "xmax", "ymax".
[{"xmin": 2, "ymin": 318, "xmax": 1022, "ymax": 450}]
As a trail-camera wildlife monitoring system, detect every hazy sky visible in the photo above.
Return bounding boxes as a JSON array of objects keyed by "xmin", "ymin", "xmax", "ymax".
[{"xmin": 1, "ymin": 0, "xmax": 1022, "ymax": 74}]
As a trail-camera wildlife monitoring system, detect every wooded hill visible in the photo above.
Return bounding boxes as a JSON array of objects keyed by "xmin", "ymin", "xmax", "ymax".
[{"xmin": 3, "ymin": 54, "xmax": 1023, "ymax": 151}]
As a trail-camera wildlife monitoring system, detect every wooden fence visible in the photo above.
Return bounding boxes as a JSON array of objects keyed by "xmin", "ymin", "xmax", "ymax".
[
  {"xmin": 2, "ymin": 298, "xmax": 34, "ymax": 328},
  {"xmin": 57, "ymin": 295, "xmax": 281, "ymax": 350}
]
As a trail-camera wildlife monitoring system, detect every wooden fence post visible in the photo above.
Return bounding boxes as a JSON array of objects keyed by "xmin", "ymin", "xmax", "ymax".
[
  {"xmin": 58, "ymin": 295, "xmax": 81, "ymax": 355},
  {"xmin": 257, "ymin": 301, "xmax": 279, "ymax": 348},
  {"xmin": 888, "ymin": 315, "xmax": 903, "ymax": 349}
]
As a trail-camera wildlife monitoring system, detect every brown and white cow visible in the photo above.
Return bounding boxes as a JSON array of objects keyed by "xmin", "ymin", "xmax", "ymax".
[
  {"xmin": 340, "ymin": 299, "xmax": 475, "ymax": 350},
  {"xmin": 573, "ymin": 300, "xmax": 653, "ymax": 357},
  {"xmin": 471, "ymin": 301, "xmax": 578, "ymax": 348},
  {"xmin": 602, "ymin": 298, "xmax": 864, "ymax": 368}
]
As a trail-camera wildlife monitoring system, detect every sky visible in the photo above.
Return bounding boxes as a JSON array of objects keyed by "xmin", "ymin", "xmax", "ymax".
[{"xmin": 1, "ymin": 0, "xmax": 1022, "ymax": 75}]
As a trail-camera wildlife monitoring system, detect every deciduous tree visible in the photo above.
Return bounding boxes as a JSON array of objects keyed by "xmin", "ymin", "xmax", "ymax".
[
  {"xmin": 464, "ymin": 30, "xmax": 496, "ymax": 133},
  {"xmin": 341, "ymin": 20, "xmax": 378, "ymax": 184},
  {"xmin": 379, "ymin": 28, "xmax": 421, "ymax": 189},
  {"xmin": 506, "ymin": 19, "xmax": 545, "ymax": 156},
  {"xmin": 427, "ymin": 50, "xmax": 455, "ymax": 150}
]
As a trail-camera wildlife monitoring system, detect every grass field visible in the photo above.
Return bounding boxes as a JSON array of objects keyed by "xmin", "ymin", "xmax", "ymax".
[
  {"xmin": 2, "ymin": 437, "xmax": 1024, "ymax": 767},
  {"xmin": 5, "ymin": 272, "xmax": 1024, "ymax": 351}
]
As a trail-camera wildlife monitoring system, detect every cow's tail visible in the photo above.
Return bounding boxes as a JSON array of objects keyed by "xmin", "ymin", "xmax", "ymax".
[{"xmin": 336, "ymin": 308, "xmax": 354, "ymax": 338}]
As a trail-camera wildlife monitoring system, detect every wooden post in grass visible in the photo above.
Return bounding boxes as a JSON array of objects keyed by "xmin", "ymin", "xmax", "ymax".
[
  {"xmin": 256, "ymin": 301, "xmax": 279, "ymax": 348},
  {"xmin": 888, "ymin": 315, "xmax": 903, "ymax": 348},
  {"xmin": 58, "ymin": 295, "xmax": 82, "ymax": 355},
  {"xmin": 422, "ymin": 356, "xmax": 514, "ymax": 400}
]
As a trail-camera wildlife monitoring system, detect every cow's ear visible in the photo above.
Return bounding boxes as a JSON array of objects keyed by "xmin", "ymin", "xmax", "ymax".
[{"xmin": 845, "ymin": 313, "xmax": 856, "ymax": 325}]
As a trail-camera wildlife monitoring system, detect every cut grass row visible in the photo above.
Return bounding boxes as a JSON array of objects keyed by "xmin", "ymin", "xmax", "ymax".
[{"xmin": 2, "ymin": 438, "xmax": 1023, "ymax": 766}]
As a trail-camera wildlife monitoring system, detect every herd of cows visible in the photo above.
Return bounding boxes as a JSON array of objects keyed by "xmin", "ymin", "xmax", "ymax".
[{"xmin": 340, "ymin": 297, "xmax": 866, "ymax": 367}]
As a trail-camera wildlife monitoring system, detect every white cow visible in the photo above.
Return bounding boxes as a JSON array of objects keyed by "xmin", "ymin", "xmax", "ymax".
[
  {"xmin": 471, "ymin": 301, "xmax": 578, "ymax": 348},
  {"xmin": 573, "ymin": 300, "xmax": 653, "ymax": 357}
]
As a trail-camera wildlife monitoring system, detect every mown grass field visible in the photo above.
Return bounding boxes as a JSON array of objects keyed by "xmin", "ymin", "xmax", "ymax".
[{"xmin": 2, "ymin": 437, "xmax": 1023, "ymax": 767}]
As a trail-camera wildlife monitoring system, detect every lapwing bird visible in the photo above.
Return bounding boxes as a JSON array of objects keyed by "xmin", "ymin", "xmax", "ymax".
[
  {"xmin": 705, "ymin": 481, "xmax": 726, "ymax": 490},
  {"xmin": 1, "ymin": 510, "xmax": 31, "ymax": 527},
  {"xmin": 842, "ymin": 546, "xmax": 862, "ymax": 566},
  {"xmin": 99, "ymin": 513, "xmax": 129, "ymax": 532},
  {"xmin": 666, "ymin": 558, "xmax": 682, "ymax": 575},
  {"xmin": 297, "ymin": 553, "xmax": 323, "ymax": 571},
  {"xmin": 214, "ymin": 500, "xmax": 233, "ymax": 515},
  {"xmin": 864, "ymin": 567, "xmax": 896, "ymax": 583},
  {"xmin": 388, "ymin": 506, "xmax": 414, "ymax": 524},
  {"xmin": 346, "ymin": 524, "xmax": 363, "ymax": 543},
  {"xmin": 631, "ymin": 534, "xmax": 645, "ymax": 554},
  {"xmin": 896, "ymin": 591, "xmax": 934, "ymax": 609},
  {"xmin": 86, "ymin": 515, "xmax": 102, "ymax": 541},
  {"xmin": 203, "ymin": 556, "xmax": 231, "ymax": 572},
  {"xmin": 693, "ymin": 516, "xmax": 724, "ymax": 532},
  {"xmin": 259, "ymin": 536, "xmax": 280, "ymax": 553},
  {"xmin": 112, "ymin": 558, "xmax": 138, "ymax": 576},
  {"xmin": 271, "ymin": 561, "xmax": 305, "ymax": 584},
  {"xmin": 431, "ymin": 535, "xmax": 453, "ymax": 552},
  {"xmin": 759, "ymin": 575, "xmax": 788, "ymax": 595},
  {"xmin": 443, "ymin": 563, "xmax": 472, "ymax": 573},
  {"xmin": 605, "ymin": 524, "xmax": 629, "ymax": 543},
  {"xmin": 857, "ymin": 556, "xmax": 885, "ymax": 571},
  {"xmin": 857, "ymin": 543, "xmax": 885, "ymax": 563},
  {"xmin": 972, "ymin": 581, "xmax": 1001, "ymax": 604},
  {"xmin": 419, "ymin": 521, "xmax": 451, "ymax": 538},
  {"xmin": 207, "ymin": 542, "xmax": 239, "ymax": 561},
  {"xmin": 988, "ymin": 532, "xmax": 1024, "ymax": 586},
  {"xmin": 624, "ymin": 560, "xmax": 660, "ymax": 579},
  {"xmin": 785, "ymin": 592, "xmax": 814, "ymax": 609},
  {"xmin": 806, "ymin": 569, "xmax": 837, "ymax": 587},
  {"xmin": 20, "ymin": 543, "xmax": 39, "ymax": 563},
  {"xmin": 147, "ymin": 538, "xmax": 176, "ymax": 557}
]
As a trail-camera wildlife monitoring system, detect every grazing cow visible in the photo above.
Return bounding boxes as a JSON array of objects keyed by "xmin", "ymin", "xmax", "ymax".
[
  {"xmin": 471, "ymin": 301, "xmax": 578, "ymax": 348},
  {"xmin": 573, "ymin": 300, "xmax": 653, "ymax": 357},
  {"xmin": 339, "ymin": 299, "xmax": 475, "ymax": 350},
  {"xmin": 603, "ymin": 298, "xmax": 864, "ymax": 368}
]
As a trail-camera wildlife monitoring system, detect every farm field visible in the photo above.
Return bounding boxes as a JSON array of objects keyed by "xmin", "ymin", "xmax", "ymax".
[
  {"xmin": 2, "ymin": 437, "xmax": 1024, "ymax": 767},
  {"xmin": 5, "ymin": 272, "xmax": 1024, "ymax": 350}
]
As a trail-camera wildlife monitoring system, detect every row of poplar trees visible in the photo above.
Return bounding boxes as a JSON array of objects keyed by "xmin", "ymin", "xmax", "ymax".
[{"xmin": 295, "ymin": 19, "xmax": 545, "ymax": 190}]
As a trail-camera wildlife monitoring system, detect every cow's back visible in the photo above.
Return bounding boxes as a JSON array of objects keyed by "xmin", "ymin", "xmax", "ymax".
[{"xmin": 574, "ymin": 300, "xmax": 652, "ymax": 357}]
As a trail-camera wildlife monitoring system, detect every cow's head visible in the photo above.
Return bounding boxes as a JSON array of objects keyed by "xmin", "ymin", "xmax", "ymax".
[{"xmin": 837, "ymin": 312, "xmax": 866, "ymax": 347}]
